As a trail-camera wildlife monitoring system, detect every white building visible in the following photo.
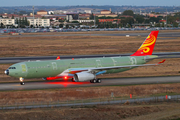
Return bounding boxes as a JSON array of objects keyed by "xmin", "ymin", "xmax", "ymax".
[
  {"xmin": 28, "ymin": 18, "xmax": 50, "ymax": 27},
  {"xmin": 84, "ymin": 10, "xmax": 92, "ymax": 14},
  {"xmin": 0, "ymin": 18, "xmax": 15, "ymax": 25},
  {"xmin": 71, "ymin": 19, "xmax": 95, "ymax": 23},
  {"xmin": 48, "ymin": 11, "xmax": 54, "ymax": 15}
]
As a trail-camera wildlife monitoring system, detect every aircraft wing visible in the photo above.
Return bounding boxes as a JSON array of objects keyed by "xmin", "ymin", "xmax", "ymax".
[
  {"xmin": 67, "ymin": 59, "xmax": 166, "ymax": 74},
  {"xmin": 45, "ymin": 59, "xmax": 165, "ymax": 80}
]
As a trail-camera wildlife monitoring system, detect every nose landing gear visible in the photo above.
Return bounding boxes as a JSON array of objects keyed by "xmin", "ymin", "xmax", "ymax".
[{"xmin": 20, "ymin": 77, "xmax": 25, "ymax": 85}]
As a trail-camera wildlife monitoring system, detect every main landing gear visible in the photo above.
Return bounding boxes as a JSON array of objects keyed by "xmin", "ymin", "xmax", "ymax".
[
  {"xmin": 19, "ymin": 77, "xmax": 25, "ymax": 85},
  {"xmin": 90, "ymin": 79, "xmax": 101, "ymax": 83}
]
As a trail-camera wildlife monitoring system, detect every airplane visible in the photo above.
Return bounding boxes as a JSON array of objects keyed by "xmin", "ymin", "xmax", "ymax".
[{"xmin": 4, "ymin": 31, "xmax": 165, "ymax": 85}]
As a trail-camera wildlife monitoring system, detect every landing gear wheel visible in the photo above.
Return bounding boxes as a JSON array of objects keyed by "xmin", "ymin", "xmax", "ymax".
[
  {"xmin": 19, "ymin": 77, "xmax": 25, "ymax": 85},
  {"xmin": 20, "ymin": 82, "xmax": 25, "ymax": 85},
  {"xmin": 93, "ymin": 79, "xmax": 96, "ymax": 83},
  {"xmin": 90, "ymin": 80, "xmax": 93, "ymax": 83},
  {"xmin": 96, "ymin": 79, "xmax": 101, "ymax": 83}
]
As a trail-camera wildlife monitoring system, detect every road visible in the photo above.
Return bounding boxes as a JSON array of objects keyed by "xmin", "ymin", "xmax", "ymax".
[
  {"xmin": 0, "ymin": 52, "xmax": 180, "ymax": 64},
  {"xmin": 0, "ymin": 31, "xmax": 180, "ymax": 38},
  {"xmin": 0, "ymin": 76, "xmax": 180, "ymax": 91}
]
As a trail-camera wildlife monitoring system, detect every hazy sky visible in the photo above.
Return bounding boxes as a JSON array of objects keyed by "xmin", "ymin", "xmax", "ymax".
[{"xmin": 1, "ymin": 0, "xmax": 180, "ymax": 6}]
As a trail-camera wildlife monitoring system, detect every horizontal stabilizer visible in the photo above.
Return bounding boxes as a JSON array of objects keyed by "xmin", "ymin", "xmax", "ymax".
[{"xmin": 157, "ymin": 59, "xmax": 166, "ymax": 65}]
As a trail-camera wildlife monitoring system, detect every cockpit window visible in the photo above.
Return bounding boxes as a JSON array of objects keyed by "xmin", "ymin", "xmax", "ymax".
[{"xmin": 9, "ymin": 67, "xmax": 16, "ymax": 69}]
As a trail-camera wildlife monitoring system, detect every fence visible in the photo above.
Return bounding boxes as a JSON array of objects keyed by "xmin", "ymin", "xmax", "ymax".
[{"xmin": 1, "ymin": 95, "xmax": 180, "ymax": 110}]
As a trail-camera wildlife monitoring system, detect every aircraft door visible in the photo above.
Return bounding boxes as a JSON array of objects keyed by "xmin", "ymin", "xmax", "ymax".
[{"xmin": 21, "ymin": 64, "xmax": 28, "ymax": 77}]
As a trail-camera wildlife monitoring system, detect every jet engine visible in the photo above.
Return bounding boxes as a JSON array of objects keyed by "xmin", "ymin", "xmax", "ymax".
[{"xmin": 73, "ymin": 72, "xmax": 95, "ymax": 82}]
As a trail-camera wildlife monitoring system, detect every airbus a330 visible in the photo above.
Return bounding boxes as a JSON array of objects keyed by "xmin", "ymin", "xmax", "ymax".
[{"xmin": 4, "ymin": 31, "xmax": 165, "ymax": 85}]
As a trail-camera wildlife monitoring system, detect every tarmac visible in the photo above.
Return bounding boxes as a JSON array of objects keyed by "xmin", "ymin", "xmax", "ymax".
[{"xmin": 0, "ymin": 76, "xmax": 179, "ymax": 91}]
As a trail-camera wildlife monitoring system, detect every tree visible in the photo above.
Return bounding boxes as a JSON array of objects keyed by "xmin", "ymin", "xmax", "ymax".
[
  {"xmin": 66, "ymin": 24, "xmax": 69, "ymax": 28},
  {"xmin": 122, "ymin": 10, "xmax": 134, "ymax": 16},
  {"xmin": 168, "ymin": 16, "xmax": 176, "ymax": 24},
  {"xmin": 0, "ymin": 23, "xmax": 4, "ymax": 28},
  {"xmin": 15, "ymin": 18, "xmax": 18, "ymax": 24},
  {"xmin": 25, "ymin": 17, "xmax": 29, "ymax": 26},
  {"xmin": 22, "ymin": 17, "xmax": 25, "ymax": 26},
  {"xmin": 149, "ymin": 17, "xmax": 159, "ymax": 23},
  {"xmin": 59, "ymin": 19, "xmax": 64, "ymax": 22},
  {"xmin": 12, "ymin": 15, "xmax": 14, "ymax": 19},
  {"xmin": 135, "ymin": 15, "xmax": 145, "ymax": 23},
  {"xmin": 59, "ymin": 24, "xmax": 63, "ymax": 28},
  {"xmin": 90, "ymin": 13, "xmax": 94, "ymax": 19},
  {"xmin": 19, "ymin": 18, "xmax": 22, "ymax": 27},
  {"xmin": 120, "ymin": 17, "xmax": 134, "ymax": 27},
  {"xmin": 144, "ymin": 19, "xmax": 150, "ymax": 23}
]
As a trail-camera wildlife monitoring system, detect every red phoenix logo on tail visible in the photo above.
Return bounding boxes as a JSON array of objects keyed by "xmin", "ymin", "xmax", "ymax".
[{"xmin": 131, "ymin": 31, "xmax": 159, "ymax": 56}]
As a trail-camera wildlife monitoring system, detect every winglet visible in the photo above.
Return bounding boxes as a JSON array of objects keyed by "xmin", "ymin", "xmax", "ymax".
[
  {"xmin": 131, "ymin": 31, "xmax": 159, "ymax": 56},
  {"xmin": 157, "ymin": 59, "xmax": 166, "ymax": 65},
  {"xmin": 56, "ymin": 56, "xmax": 60, "ymax": 60}
]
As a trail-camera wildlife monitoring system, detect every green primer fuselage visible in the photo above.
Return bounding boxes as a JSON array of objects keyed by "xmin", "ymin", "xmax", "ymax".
[{"xmin": 8, "ymin": 56, "xmax": 150, "ymax": 79}]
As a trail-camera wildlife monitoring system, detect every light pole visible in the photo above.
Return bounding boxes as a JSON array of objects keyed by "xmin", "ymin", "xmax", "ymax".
[
  {"xmin": 33, "ymin": 6, "xmax": 34, "ymax": 27},
  {"xmin": 93, "ymin": 9, "xmax": 96, "ymax": 28},
  {"xmin": 166, "ymin": 9, "xmax": 167, "ymax": 28}
]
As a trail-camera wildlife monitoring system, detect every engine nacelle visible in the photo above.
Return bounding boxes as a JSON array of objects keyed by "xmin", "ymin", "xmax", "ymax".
[{"xmin": 74, "ymin": 72, "xmax": 95, "ymax": 82}]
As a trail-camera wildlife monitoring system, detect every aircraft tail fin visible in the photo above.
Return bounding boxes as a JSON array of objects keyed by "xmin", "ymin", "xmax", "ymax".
[
  {"xmin": 56, "ymin": 56, "xmax": 60, "ymax": 60},
  {"xmin": 131, "ymin": 31, "xmax": 159, "ymax": 56}
]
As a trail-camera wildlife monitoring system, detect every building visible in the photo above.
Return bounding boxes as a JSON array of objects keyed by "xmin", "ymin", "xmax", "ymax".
[
  {"xmin": 96, "ymin": 9, "xmax": 117, "ymax": 18},
  {"xmin": 66, "ymin": 13, "xmax": 78, "ymax": 21},
  {"xmin": 71, "ymin": 19, "xmax": 95, "ymax": 23},
  {"xmin": 53, "ymin": 10, "xmax": 68, "ymax": 14},
  {"xmin": 148, "ymin": 13, "xmax": 167, "ymax": 18},
  {"xmin": 96, "ymin": 14, "xmax": 118, "ymax": 17},
  {"xmin": 0, "ymin": 18, "xmax": 15, "ymax": 25},
  {"xmin": 37, "ymin": 10, "xmax": 48, "ymax": 15},
  {"xmin": 99, "ymin": 19, "xmax": 121, "ymax": 23},
  {"xmin": 28, "ymin": 18, "xmax": 50, "ymax": 27},
  {"xmin": 79, "ymin": 13, "xmax": 91, "ymax": 19},
  {"xmin": 159, "ymin": 20, "xmax": 166, "ymax": 23},
  {"xmin": 101, "ymin": 10, "xmax": 111, "ymax": 14},
  {"xmin": 48, "ymin": 11, "xmax": 54, "ymax": 15},
  {"xmin": 84, "ymin": 10, "xmax": 92, "ymax": 14}
]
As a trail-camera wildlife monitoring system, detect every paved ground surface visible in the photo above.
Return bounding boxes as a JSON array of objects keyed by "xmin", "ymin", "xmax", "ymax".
[
  {"xmin": 0, "ymin": 52, "xmax": 180, "ymax": 64},
  {"xmin": 0, "ymin": 76, "xmax": 180, "ymax": 91},
  {"xmin": 0, "ymin": 31, "xmax": 180, "ymax": 38}
]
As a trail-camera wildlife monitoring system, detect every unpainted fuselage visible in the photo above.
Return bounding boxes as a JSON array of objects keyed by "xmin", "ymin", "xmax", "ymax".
[{"xmin": 7, "ymin": 55, "xmax": 155, "ymax": 79}]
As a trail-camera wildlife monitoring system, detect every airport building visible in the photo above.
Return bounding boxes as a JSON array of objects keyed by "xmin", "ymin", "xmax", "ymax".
[
  {"xmin": 28, "ymin": 18, "xmax": 50, "ymax": 27},
  {"xmin": 37, "ymin": 10, "xmax": 48, "ymax": 15},
  {"xmin": 0, "ymin": 18, "xmax": 15, "ymax": 26},
  {"xmin": 95, "ymin": 9, "xmax": 118, "ymax": 17},
  {"xmin": 72, "ymin": 19, "xmax": 95, "ymax": 23}
]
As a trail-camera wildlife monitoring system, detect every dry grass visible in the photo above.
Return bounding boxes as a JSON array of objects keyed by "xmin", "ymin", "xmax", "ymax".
[
  {"xmin": 0, "ymin": 102, "xmax": 180, "ymax": 120},
  {"xmin": 0, "ymin": 31, "xmax": 180, "ymax": 57},
  {"xmin": 0, "ymin": 83, "xmax": 180, "ymax": 106}
]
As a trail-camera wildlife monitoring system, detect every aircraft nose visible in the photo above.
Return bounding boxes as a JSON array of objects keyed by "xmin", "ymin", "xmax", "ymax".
[{"xmin": 4, "ymin": 69, "xmax": 9, "ymax": 75}]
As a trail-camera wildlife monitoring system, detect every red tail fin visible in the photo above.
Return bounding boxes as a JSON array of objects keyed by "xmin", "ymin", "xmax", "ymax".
[
  {"xmin": 56, "ymin": 56, "xmax": 60, "ymax": 60},
  {"xmin": 131, "ymin": 31, "xmax": 159, "ymax": 56}
]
